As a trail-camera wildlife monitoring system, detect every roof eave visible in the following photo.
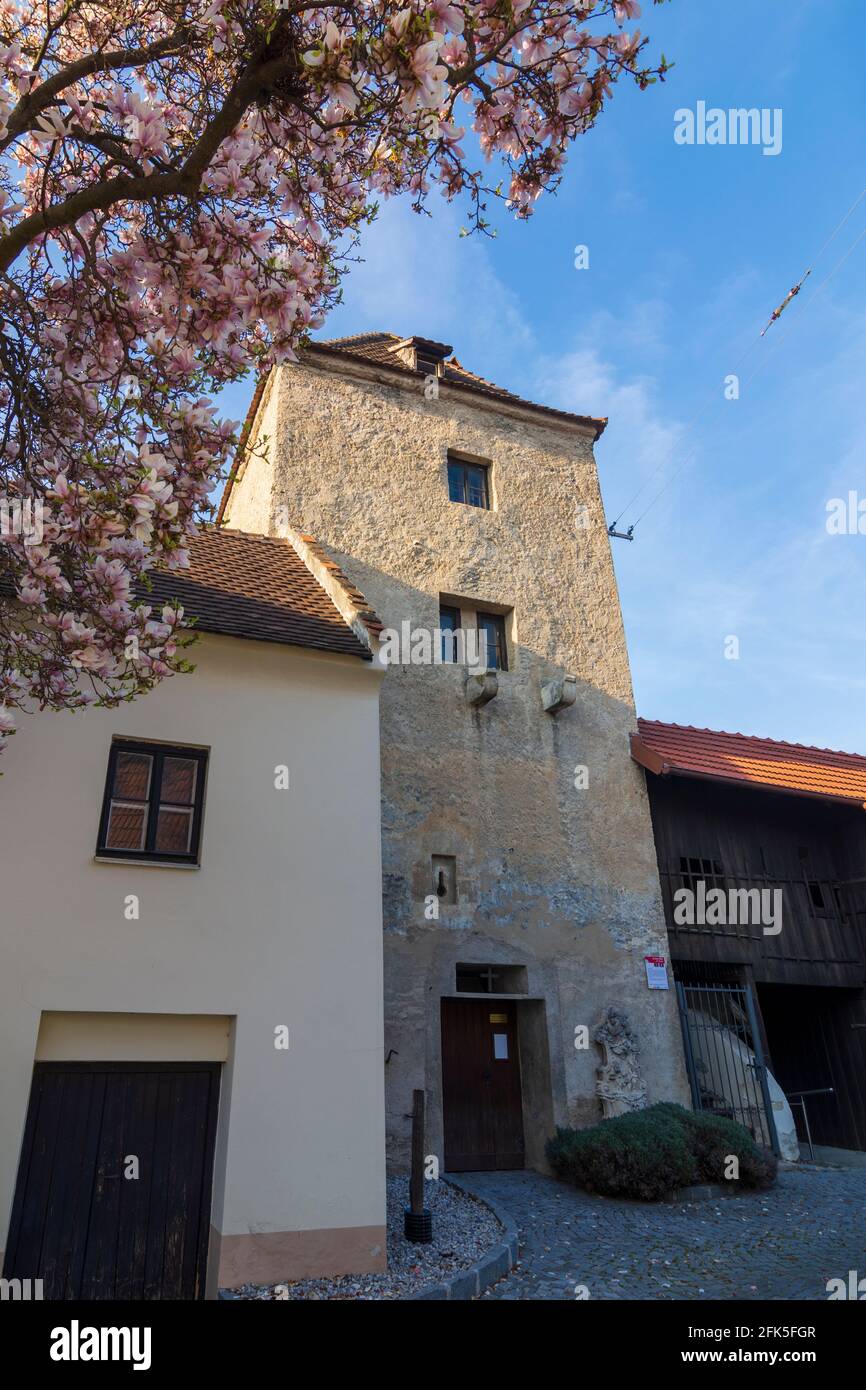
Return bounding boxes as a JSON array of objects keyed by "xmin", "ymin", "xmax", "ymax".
[
  {"xmin": 631, "ymin": 736, "xmax": 866, "ymax": 811},
  {"xmin": 182, "ymin": 618, "xmax": 373, "ymax": 661},
  {"xmin": 630, "ymin": 732, "xmax": 670, "ymax": 777},
  {"xmin": 305, "ymin": 342, "xmax": 608, "ymax": 439}
]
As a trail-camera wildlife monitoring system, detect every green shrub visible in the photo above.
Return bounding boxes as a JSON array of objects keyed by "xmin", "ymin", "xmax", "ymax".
[
  {"xmin": 676, "ymin": 1108, "xmax": 777, "ymax": 1190},
  {"xmin": 546, "ymin": 1106, "xmax": 694, "ymax": 1200},
  {"xmin": 545, "ymin": 1103, "xmax": 777, "ymax": 1201}
]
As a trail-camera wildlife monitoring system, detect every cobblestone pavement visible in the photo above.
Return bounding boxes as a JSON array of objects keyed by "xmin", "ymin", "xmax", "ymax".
[{"xmin": 456, "ymin": 1166, "xmax": 866, "ymax": 1300}]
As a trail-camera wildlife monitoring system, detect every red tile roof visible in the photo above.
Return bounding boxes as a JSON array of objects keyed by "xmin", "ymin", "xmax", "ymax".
[
  {"xmin": 632, "ymin": 719, "xmax": 866, "ymax": 809},
  {"xmin": 143, "ymin": 528, "xmax": 372, "ymax": 659},
  {"xmin": 309, "ymin": 332, "xmax": 607, "ymax": 436}
]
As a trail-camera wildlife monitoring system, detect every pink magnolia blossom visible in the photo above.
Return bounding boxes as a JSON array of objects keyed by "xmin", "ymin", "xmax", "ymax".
[{"xmin": 0, "ymin": 0, "xmax": 669, "ymax": 751}]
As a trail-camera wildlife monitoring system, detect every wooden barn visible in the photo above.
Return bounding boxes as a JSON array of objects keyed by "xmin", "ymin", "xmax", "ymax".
[{"xmin": 632, "ymin": 720, "xmax": 866, "ymax": 1156}]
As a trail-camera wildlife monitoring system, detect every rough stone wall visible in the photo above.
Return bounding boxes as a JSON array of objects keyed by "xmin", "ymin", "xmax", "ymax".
[
  {"xmin": 224, "ymin": 354, "xmax": 690, "ymax": 1168},
  {"xmin": 224, "ymin": 368, "xmax": 279, "ymax": 537}
]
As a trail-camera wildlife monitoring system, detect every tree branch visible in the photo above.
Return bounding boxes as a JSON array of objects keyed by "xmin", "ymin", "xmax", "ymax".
[
  {"xmin": 1, "ymin": 29, "xmax": 191, "ymax": 151},
  {"xmin": 0, "ymin": 51, "xmax": 296, "ymax": 273}
]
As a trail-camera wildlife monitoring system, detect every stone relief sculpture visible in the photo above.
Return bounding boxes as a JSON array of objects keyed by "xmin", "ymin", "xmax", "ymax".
[{"xmin": 594, "ymin": 1007, "xmax": 648, "ymax": 1117}]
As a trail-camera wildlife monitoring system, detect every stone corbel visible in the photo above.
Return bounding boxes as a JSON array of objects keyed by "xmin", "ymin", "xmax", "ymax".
[
  {"xmin": 541, "ymin": 674, "xmax": 577, "ymax": 715},
  {"xmin": 465, "ymin": 669, "xmax": 498, "ymax": 707}
]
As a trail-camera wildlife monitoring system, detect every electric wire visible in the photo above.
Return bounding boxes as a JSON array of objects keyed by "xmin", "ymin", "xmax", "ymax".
[
  {"xmin": 607, "ymin": 186, "xmax": 866, "ymax": 535},
  {"xmin": 631, "ymin": 221, "xmax": 866, "ymax": 530}
]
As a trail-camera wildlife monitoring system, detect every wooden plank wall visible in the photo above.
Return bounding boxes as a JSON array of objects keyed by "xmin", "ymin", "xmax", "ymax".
[
  {"xmin": 645, "ymin": 777, "xmax": 866, "ymax": 988},
  {"xmin": 644, "ymin": 773, "xmax": 866, "ymax": 1150}
]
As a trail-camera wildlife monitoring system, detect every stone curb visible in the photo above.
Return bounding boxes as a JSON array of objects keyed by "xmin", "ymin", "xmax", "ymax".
[{"xmin": 407, "ymin": 1176, "xmax": 519, "ymax": 1301}]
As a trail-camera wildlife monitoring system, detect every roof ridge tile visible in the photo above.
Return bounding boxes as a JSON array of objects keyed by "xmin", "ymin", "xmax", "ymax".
[{"xmin": 637, "ymin": 717, "xmax": 866, "ymax": 762}]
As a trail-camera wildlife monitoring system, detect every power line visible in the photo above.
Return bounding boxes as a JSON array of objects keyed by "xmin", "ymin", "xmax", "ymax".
[
  {"xmin": 608, "ymin": 315, "xmax": 766, "ymax": 530},
  {"xmin": 740, "ymin": 223, "xmax": 866, "ymax": 394},
  {"xmin": 607, "ymin": 185, "xmax": 866, "ymax": 538},
  {"xmin": 630, "ymin": 223, "xmax": 866, "ymax": 530}
]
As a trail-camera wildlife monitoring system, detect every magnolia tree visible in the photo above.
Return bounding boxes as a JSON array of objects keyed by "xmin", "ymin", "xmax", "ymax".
[{"xmin": 0, "ymin": 0, "xmax": 668, "ymax": 748}]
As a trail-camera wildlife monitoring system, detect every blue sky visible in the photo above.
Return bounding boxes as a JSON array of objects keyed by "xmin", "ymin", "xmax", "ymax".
[{"xmin": 221, "ymin": 0, "xmax": 866, "ymax": 753}]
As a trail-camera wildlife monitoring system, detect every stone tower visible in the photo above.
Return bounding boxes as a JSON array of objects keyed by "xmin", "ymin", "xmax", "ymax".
[{"xmin": 220, "ymin": 332, "xmax": 689, "ymax": 1169}]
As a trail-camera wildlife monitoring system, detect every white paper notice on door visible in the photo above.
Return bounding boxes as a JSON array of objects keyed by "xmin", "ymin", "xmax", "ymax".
[{"xmin": 493, "ymin": 1033, "xmax": 508, "ymax": 1060}]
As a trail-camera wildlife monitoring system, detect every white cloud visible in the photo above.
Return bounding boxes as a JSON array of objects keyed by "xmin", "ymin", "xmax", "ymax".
[
  {"xmin": 327, "ymin": 198, "xmax": 533, "ymax": 378},
  {"xmin": 533, "ymin": 340, "xmax": 685, "ymax": 519},
  {"xmin": 524, "ymin": 292, "xmax": 866, "ymax": 750}
]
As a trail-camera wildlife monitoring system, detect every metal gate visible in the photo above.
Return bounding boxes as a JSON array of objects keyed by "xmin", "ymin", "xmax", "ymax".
[{"xmin": 675, "ymin": 980, "xmax": 780, "ymax": 1155}]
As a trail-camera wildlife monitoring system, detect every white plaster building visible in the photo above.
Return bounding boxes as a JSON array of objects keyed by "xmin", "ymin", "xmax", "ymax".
[{"xmin": 0, "ymin": 528, "xmax": 387, "ymax": 1296}]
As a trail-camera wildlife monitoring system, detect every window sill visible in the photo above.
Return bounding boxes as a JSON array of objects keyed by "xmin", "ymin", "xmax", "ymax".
[{"xmin": 93, "ymin": 855, "xmax": 201, "ymax": 871}]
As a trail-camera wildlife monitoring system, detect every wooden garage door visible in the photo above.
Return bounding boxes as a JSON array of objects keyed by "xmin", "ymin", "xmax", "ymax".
[
  {"xmin": 3, "ymin": 1062, "xmax": 220, "ymax": 1300},
  {"xmin": 441, "ymin": 999, "xmax": 525, "ymax": 1171}
]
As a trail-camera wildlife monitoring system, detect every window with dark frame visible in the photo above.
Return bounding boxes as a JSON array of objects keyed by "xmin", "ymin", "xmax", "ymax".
[
  {"xmin": 807, "ymin": 880, "xmax": 825, "ymax": 911},
  {"xmin": 799, "ymin": 844, "xmax": 841, "ymax": 919},
  {"xmin": 97, "ymin": 740, "xmax": 208, "ymax": 863},
  {"xmin": 477, "ymin": 611, "xmax": 508, "ymax": 670},
  {"xmin": 447, "ymin": 457, "xmax": 490, "ymax": 509},
  {"xmin": 439, "ymin": 603, "xmax": 461, "ymax": 662},
  {"xmin": 678, "ymin": 855, "xmax": 725, "ymax": 893},
  {"xmin": 807, "ymin": 879, "xmax": 843, "ymax": 919}
]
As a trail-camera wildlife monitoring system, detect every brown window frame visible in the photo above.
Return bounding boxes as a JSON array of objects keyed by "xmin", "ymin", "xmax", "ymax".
[
  {"xmin": 96, "ymin": 739, "xmax": 208, "ymax": 864},
  {"xmin": 447, "ymin": 456, "xmax": 490, "ymax": 509},
  {"xmin": 477, "ymin": 611, "xmax": 508, "ymax": 670},
  {"xmin": 439, "ymin": 603, "xmax": 462, "ymax": 662}
]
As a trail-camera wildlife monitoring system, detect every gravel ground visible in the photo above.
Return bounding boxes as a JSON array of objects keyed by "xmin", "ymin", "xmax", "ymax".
[{"xmin": 222, "ymin": 1176, "xmax": 503, "ymax": 1300}]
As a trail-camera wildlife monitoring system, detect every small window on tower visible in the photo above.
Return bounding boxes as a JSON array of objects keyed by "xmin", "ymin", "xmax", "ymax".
[
  {"xmin": 439, "ymin": 604, "xmax": 461, "ymax": 662},
  {"xmin": 477, "ymin": 611, "xmax": 508, "ymax": 670},
  {"xmin": 447, "ymin": 456, "xmax": 490, "ymax": 509}
]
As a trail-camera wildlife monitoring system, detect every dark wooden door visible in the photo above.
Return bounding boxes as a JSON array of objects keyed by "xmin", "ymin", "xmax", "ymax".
[
  {"xmin": 3, "ymin": 1062, "xmax": 220, "ymax": 1300},
  {"xmin": 441, "ymin": 999, "xmax": 524, "ymax": 1171}
]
